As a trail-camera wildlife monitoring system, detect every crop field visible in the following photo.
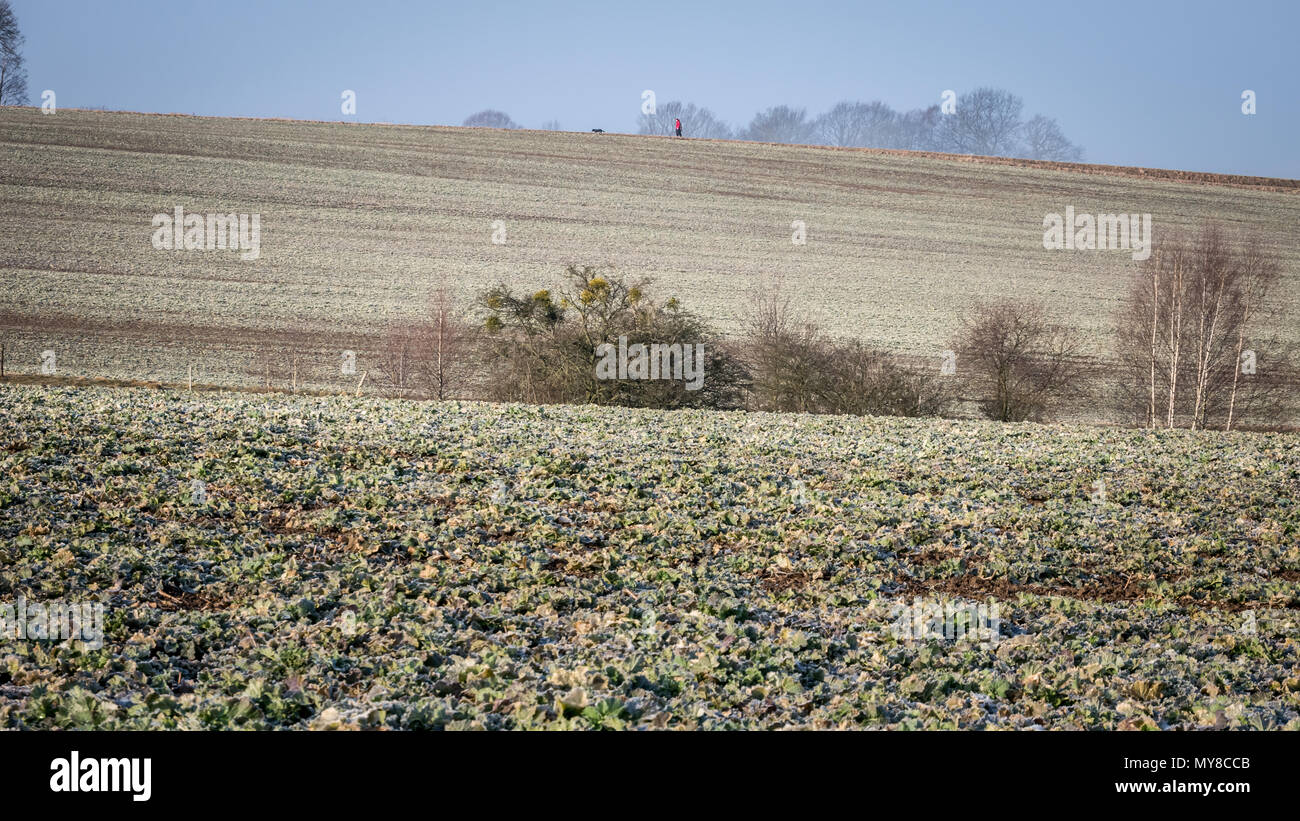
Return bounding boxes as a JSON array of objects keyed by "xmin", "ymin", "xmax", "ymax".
[
  {"xmin": 2, "ymin": 383, "xmax": 1298, "ymax": 730},
  {"xmin": 1, "ymin": 108, "xmax": 1299, "ymax": 423}
]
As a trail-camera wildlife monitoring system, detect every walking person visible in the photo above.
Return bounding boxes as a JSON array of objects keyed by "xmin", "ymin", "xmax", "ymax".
[{"xmin": 675, "ymin": 117, "xmax": 682, "ymax": 137}]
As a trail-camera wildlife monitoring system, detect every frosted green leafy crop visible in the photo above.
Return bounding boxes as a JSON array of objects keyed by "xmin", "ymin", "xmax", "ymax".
[{"xmin": 0, "ymin": 384, "xmax": 1297, "ymax": 730}]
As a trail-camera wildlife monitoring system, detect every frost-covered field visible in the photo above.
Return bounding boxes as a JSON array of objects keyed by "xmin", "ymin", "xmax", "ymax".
[
  {"xmin": 1, "ymin": 384, "xmax": 1298, "ymax": 729},
  {"xmin": 2, "ymin": 108, "xmax": 1298, "ymax": 422}
]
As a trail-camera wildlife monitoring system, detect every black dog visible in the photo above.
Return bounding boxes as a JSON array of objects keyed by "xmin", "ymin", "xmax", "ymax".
[{"xmin": 591, "ymin": 128, "xmax": 605, "ymax": 133}]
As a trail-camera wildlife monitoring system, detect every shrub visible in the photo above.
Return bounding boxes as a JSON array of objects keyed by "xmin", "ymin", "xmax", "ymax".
[
  {"xmin": 744, "ymin": 281, "xmax": 949, "ymax": 417},
  {"xmin": 475, "ymin": 265, "xmax": 749, "ymax": 409},
  {"xmin": 952, "ymin": 298, "xmax": 1086, "ymax": 422}
]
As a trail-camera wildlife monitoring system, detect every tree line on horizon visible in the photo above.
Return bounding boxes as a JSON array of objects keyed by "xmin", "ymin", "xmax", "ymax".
[{"xmin": 463, "ymin": 87, "xmax": 1084, "ymax": 162}]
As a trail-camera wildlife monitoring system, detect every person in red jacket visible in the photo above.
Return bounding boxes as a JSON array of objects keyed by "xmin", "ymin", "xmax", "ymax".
[{"xmin": 674, "ymin": 117, "xmax": 682, "ymax": 137}]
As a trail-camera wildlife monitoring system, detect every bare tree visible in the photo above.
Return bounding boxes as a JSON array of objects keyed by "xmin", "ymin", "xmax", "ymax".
[
  {"xmin": 377, "ymin": 286, "xmax": 471, "ymax": 400},
  {"xmin": 743, "ymin": 279, "xmax": 827, "ymax": 413},
  {"xmin": 741, "ymin": 106, "xmax": 815, "ymax": 144},
  {"xmin": 892, "ymin": 105, "xmax": 941, "ymax": 150},
  {"xmin": 638, "ymin": 101, "xmax": 733, "ymax": 139},
  {"xmin": 1186, "ymin": 226, "xmax": 1233, "ymax": 429},
  {"xmin": 1226, "ymin": 244, "xmax": 1279, "ymax": 429},
  {"xmin": 933, "ymin": 88, "xmax": 1024, "ymax": 156},
  {"xmin": 820, "ymin": 340, "xmax": 950, "ymax": 417},
  {"xmin": 813, "ymin": 101, "xmax": 898, "ymax": 147},
  {"xmin": 1020, "ymin": 115, "xmax": 1084, "ymax": 162},
  {"xmin": 1145, "ymin": 243, "xmax": 1163, "ymax": 427},
  {"xmin": 743, "ymin": 278, "xmax": 948, "ymax": 417},
  {"xmin": 463, "ymin": 110, "xmax": 521, "ymax": 129},
  {"xmin": 1115, "ymin": 222, "xmax": 1288, "ymax": 430},
  {"xmin": 1164, "ymin": 242, "xmax": 1187, "ymax": 428},
  {"xmin": 0, "ymin": 0, "xmax": 30, "ymax": 106},
  {"xmin": 377, "ymin": 322, "xmax": 419, "ymax": 397},
  {"xmin": 414, "ymin": 286, "xmax": 470, "ymax": 400},
  {"xmin": 540, "ymin": 119, "xmax": 564, "ymax": 131},
  {"xmin": 954, "ymin": 299, "xmax": 1086, "ymax": 422}
]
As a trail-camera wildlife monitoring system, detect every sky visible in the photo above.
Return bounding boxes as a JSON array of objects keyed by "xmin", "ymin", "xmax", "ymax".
[{"xmin": 13, "ymin": 0, "xmax": 1299, "ymax": 178}]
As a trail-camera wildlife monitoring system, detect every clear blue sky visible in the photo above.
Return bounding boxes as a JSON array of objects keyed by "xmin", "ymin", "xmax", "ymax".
[{"xmin": 15, "ymin": 0, "xmax": 1298, "ymax": 178}]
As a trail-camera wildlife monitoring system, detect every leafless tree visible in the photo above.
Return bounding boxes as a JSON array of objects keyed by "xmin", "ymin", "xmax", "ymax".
[
  {"xmin": 377, "ymin": 285, "xmax": 471, "ymax": 400},
  {"xmin": 1020, "ymin": 115, "xmax": 1084, "ymax": 162},
  {"xmin": 376, "ymin": 322, "xmax": 419, "ymax": 397},
  {"xmin": 540, "ymin": 119, "xmax": 564, "ymax": 131},
  {"xmin": 819, "ymin": 340, "xmax": 950, "ymax": 417},
  {"xmin": 933, "ymin": 88, "xmax": 1024, "ymax": 156},
  {"xmin": 415, "ymin": 286, "xmax": 470, "ymax": 400},
  {"xmin": 743, "ymin": 278, "xmax": 948, "ymax": 417},
  {"xmin": 463, "ymin": 109, "xmax": 520, "ymax": 129},
  {"xmin": 0, "ymin": 0, "xmax": 30, "ymax": 106},
  {"xmin": 637, "ymin": 101, "xmax": 733, "ymax": 139},
  {"xmin": 743, "ymin": 279, "xmax": 827, "ymax": 412},
  {"xmin": 1226, "ymin": 244, "xmax": 1278, "ymax": 429},
  {"xmin": 1115, "ymin": 222, "xmax": 1289, "ymax": 430},
  {"xmin": 892, "ymin": 105, "xmax": 941, "ymax": 150},
  {"xmin": 741, "ymin": 106, "xmax": 816, "ymax": 144},
  {"xmin": 954, "ymin": 299, "xmax": 1086, "ymax": 422},
  {"xmin": 1186, "ymin": 227, "xmax": 1234, "ymax": 428},
  {"xmin": 813, "ymin": 101, "xmax": 898, "ymax": 147}
]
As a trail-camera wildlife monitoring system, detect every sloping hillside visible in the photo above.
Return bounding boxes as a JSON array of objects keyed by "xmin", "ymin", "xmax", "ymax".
[{"xmin": 1, "ymin": 108, "xmax": 1297, "ymax": 414}]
